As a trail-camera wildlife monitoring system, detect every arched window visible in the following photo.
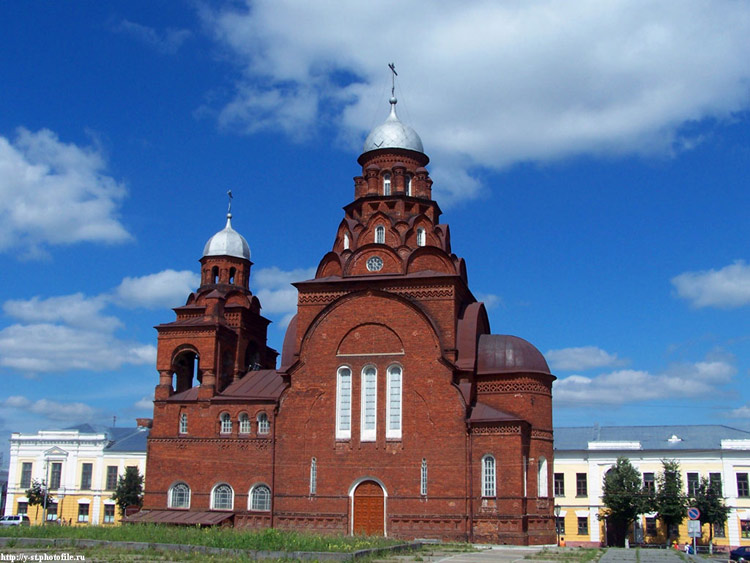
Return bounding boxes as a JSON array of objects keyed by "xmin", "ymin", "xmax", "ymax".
[
  {"xmin": 383, "ymin": 173, "xmax": 391, "ymax": 195},
  {"xmin": 538, "ymin": 456, "xmax": 548, "ymax": 498},
  {"xmin": 211, "ymin": 266, "xmax": 219, "ymax": 284},
  {"xmin": 482, "ymin": 455, "xmax": 496, "ymax": 497},
  {"xmin": 257, "ymin": 413, "xmax": 270, "ymax": 434},
  {"xmin": 310, "ymin": 458, "xmax": 317, "ymax": 495},
  {"xmin": 169, "ymin": 482, "xmax": 190, "ymax": 509},
  {"xmin": 249, "ymin": 484, "xmax": 271, "ymax": 511},
  {"xmin": 336, "ymin": 366, "xmax": 352, "ymax": 440},
  {"xmin": 375, "ymin": 225, "xmax": 385, "ymax": 244},
  {"xmin": 421, "ymin": 459, "xmax": 428, "ymax": 496},
  {"xmin": 405, "ymin": 174, "xmax": 413, "ymax": 196},
  {"xmin": 229, "ymin": 267, "xmax": 236, "ymax": 284},
  {"xmin": 416, "ymin": 227, "xmax": 426, "ymax": 247},
  {"xmin": 343, "ymin": 232, "xmax": 350, "ymax": 250},
  {"xmin": 179, "ymin": 412, "xmax": 188, "ymax": 434},
  {"xmin": 211, "ymin": 483, "xmax": 233, "ymax": 510},
  {"xmin": 220, "ymin": 413, "xmax": 232, "ymax": 434},
  {"xmin": 386, "ymin": 365, "xmax": 402, "ymax": 439},
  {"xmin": 361, "ymin": 366, "xmax": 377, "ymax": 442},
  {"xmin": 239, "ymin": 413, "xmax": 251, "ymax": 434}
]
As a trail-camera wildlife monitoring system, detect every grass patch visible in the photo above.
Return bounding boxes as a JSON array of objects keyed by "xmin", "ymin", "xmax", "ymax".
[
  {"xmin": 0, "ymin": 524, "xmax": 403, "ymax": 553},
  {"xmin": 524, "ymin": 547, "xmax": 604, "ymax": 562}
]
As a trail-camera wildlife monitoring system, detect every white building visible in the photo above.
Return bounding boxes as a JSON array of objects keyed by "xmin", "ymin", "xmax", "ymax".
[
  {"xmin": 553, "ymin": 425, "xmax": 750, "ymax": 549},
  {"xmin": 4, "ymin": 422, "xmax": 149, "ymax": 525}
]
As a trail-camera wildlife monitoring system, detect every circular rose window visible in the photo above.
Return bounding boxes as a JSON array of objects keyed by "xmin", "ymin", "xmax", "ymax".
[{"xmin": 366, "ymin": 256, "xmax": 383, "ymax": 272}]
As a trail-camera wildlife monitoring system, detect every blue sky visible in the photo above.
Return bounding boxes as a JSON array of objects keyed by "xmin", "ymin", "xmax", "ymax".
[{"xmin": 2, "ymin": 1, "xmax": 750, "ymax": 463}]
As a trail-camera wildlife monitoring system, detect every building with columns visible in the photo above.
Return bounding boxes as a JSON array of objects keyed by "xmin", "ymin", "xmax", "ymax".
[{"xmin": 135, "ymin": 96, "xmax": 556, "ymax": 544}]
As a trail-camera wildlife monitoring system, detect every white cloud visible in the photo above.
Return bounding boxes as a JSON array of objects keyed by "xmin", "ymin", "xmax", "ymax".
[
  {"xmin": 3, "ymin": 293, "xmax": 120, "ymax": 332},
  {"xmin": 546, "ymin": 346, "xmax": 620, "ymax": 371},
  {"xmin": 672, "ymin": 260, "xmax": 750, "ymax": 308},
  {"xmin": 253, "ymin": 266, "xmax": 315, "ymax": 327},
  {"xmin": 0, "ymin": 128, "xmax": 131, "ymax": 257},
  {"xmin": 475, "ymin": 292, "xmax": 503, "ymax": 310},
  {"xmin": 1, "ymin": 395, "xmax": 99, "ymax": 423},
  {"xmin": 554, "ymin": 359, "xmax": 736, "ymax": 406},
  {"xmin": 203, "ymin": 1, "xmax": 750, "ymax": 203},
  {"xmin": 113, "ymin": 269, "xmax": 200, "ymax": 309},
  {"xmin": 133, "ymin": 396, "xmax": 153, "ymax": 411},
  {"xmin": 114, "ymin": 20, "xmax": 192, "ymax": 54},
  {"xmin": 728, "ymin": 405, "xmax": 750, "ymax": 419}
]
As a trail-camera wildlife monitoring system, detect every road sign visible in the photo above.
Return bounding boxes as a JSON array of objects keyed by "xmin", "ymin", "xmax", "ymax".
[
  {"xmin": 688, "ymin": 519, "xmax": 701, "ymax": 537},
  {"xmin": 688, "ymin": 507, "xmax": 701, "ymax": 520}
]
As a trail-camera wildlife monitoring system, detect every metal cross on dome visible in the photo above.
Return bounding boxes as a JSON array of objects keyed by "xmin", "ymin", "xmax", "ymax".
[
  {"xmin": 388, "ymin": 62, "xmax": 397, "ymax": 97},
  {"xmin": 227, "ymin": 189, "xmax": 233, "ymax": 214}
]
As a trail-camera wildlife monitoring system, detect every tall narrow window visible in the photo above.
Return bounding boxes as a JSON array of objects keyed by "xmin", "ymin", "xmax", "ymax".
[
  {"xmin": 421, "ymin": 459, "xmax": 428, "ymax": 496},
  {"xmin": 737, "ymin": 473, "xmax": 749, "ymax": 497},
  {"xmin": 554, "ymin": 473, "xmax": 565, "ymax": 497},
  {"xmin": 361, "ymin": 366, "xmax": 377, "ymax": 441},
  {"xmin": 375, "ymin": 225, "xmax": 385, "ymax": 244},
  {"xmin": 49, "ymin": 462, "xmax": 62, "ymax": 489},
  {"xmin": 343, "ymin": 232, "xmax": 350, "ymax": 250},
  {"xmin": 482, "ymin": 455, "xmax": 496, "ymax": 497},
  {"xmin": 405, "ymin": 174, "xmax": 412, "ymax": 196},
  {"xmin": 538, "ymin": 457, "xmax": 548, "ymax": 498},
  {"xmin": 386, "ymin": 365, "xmax": 402, "ymax": 439},
  {"xmin": 20, "ymin": 462, "xmax": 32, "ymax": 489},
  {"xmin": 77, "ymin": 503, "xmax": 89, "ymax": 523},
  {"xmin": 336, "ymin": 367, "xmax": 352, "ymax": 440},
  {"xmin": 310, "ymin": 458, "xmax": 317, "ymax": 495},
  {"xmin": 416, "ymin": 227, "xmax": 425, "ymax": 247},
  {"xmin": 643, "ymin": 472, "xmax": 655, "ymax": 492},
  {"xmin": 687, "ymin": 472, "xmax": 699, "ymax": 496},
  {"xmin": 106, "ymin": 466, "xmax": 118, "ymax": 490},
  {"xmin": 220, "ymin": 412, "xmax": 232, "ymax": 434},
  {"xmin": 709, "ymin": 472, "xmax": 722, "ymax": 494},
  {"xmin": 179, "ymin": 412, "xmax": 188, "ymax": 434},
  {"xmin": 103, "ymin": 504, "xmax": 115, "ymax": 523},
  {"xmin": 80, "ymin": 463, "xmax": 92, "ymax": 490},
  {"xmin": 383, "ymin": 173, "xmax": 391, "ymax": 195},
  {"xmin": 257, "ymin": 413, "xmax": 270, "ymax": 434},
  {"xmin": 577, "ymin": 516, "xmax": 589, "ymax": 535},
  {"xmin": 239, "ymin": 413, "xmax": 251, "ymax": 434}
]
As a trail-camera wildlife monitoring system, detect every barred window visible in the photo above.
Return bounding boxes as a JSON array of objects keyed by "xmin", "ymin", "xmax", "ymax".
[
  {"xmin": 375, "ymin": 225, "xmax": 385, "ymax": 244},
  {"xmin": 179, "ymin": 412, "xmax": 188, "ymax": 434},
  {"xmin": 250, "ymin": 484, "xmax": 271, "ymax": 511},
  {"xmin": 421, "ymin": 459, "xmax": 428, "ymax": 496},
  {"xmin": 382, "ymin": 173, "xmax": 391, "ymax": 196},
  {"xmin": 212, "ymin": 484, "xmax": 233, "ymax": 510},
  {"xmin": 386, "ymin": 365, "xmax": 402, "ymax": 439},
  {"xmin": 310, "ymin": 458, "xmax": 317, "ymax": 496},
  {"xmin": 361, "ymin": 366, "xmax": 377, "ymax": 441},
  {"xmin": 169, "ymin": 482, "xmax": 190, "ymax": 509},
  {"xmin": 482, "ymin": 455, "xmax": 496, "ymax": 497},
  {"xmin": 239, "ymin": 413, "xmax": 251, "ymax": 434},
  {"xmin": 336, "ymin": 367, "xmax": 352, "ymax": 439},
  {"xmin": 257, "ymin": 413, "xmax": 270, "ymax": 434},
  {"xmin": 220, "ymin": 412, "xmax": 232, "ymax": 434}
]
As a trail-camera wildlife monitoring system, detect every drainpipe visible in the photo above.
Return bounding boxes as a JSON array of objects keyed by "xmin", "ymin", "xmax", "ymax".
[
  {"xmin": 270, "ymin": 404, "xmax": 277, "ymax": 530},
  {"xmin": 467, "ymin": 422, "xmax": 474, "ymax": 543}
]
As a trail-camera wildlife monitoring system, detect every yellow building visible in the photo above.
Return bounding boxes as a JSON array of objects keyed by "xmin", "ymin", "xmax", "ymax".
[
  {"xmin": 553, "ymin": 425, "xmax": 750, "ymax": 549},
  {"xmin": 4, "ymin": 421, "xmax": 149, "ymax": 525}
]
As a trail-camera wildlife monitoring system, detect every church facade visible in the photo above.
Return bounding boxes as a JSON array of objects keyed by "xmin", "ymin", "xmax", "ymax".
[{"xmin": 139, "ymin": 96, "xmax": 556, "ymax": 544}]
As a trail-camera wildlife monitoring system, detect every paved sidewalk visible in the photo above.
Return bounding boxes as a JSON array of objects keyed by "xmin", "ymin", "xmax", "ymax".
[{"xmin": 599, "ymin": 548, "xmax": 694, "ymax": 562}]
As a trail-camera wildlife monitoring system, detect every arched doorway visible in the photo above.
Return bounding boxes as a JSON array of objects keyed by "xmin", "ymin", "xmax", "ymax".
[{"xmin": 353, "ymin": 480, "xmax": 384, "ymax": 536}]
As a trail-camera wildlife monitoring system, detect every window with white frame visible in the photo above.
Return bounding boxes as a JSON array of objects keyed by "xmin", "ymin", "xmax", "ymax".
[
  {"xmin": 179, "ymin": 412, "xmax": 188, "ymax": 434},
  {"xmin": 220, "ymin": 413, "xmax": 232, "ymax": 434},
  {"xmin": 416, "ymin": 227, "xmax": 425, "ymax": 247},
  {"xmin": 375, "ymin": 225, "xmax": 385, "ymax": 244},
  {"xmin": 343, "ymin": 232, "xmax": 350, "ymax": 250},
  {"xmin": 239, "ymin": 413, "xmax": 251, "ymax": 434},
  {"xmin": 361, "ymin": 366, "xmax": 377, "ymax": 441},
  {"xmin": 383, "ymin": 173, "xmax": 391, "ymax": 195},
  {"xmin": 738, "ymin": 473, "xmax": 749, "ymax": 497},
  {"xmin": 169, "ymin": 482, "xmax": 190, "ymax": 509},
  {"xmin": 336, "ymin": 367, "xmax": 352, "ymax": 439},
  {"xmin": 405, "ymin": 174, "xmax": 412, "ymax": 196},
  {"xmin": 482, "ymin": 455, "xmax": 496, "ymax": 497},
  {"xmin": 250, "ymin": 484, "xmax": 271, "ymax": 511},
  {"xmin": 310, "ymin": 458, "xmax": 317, "ymax": 495},
  {"xmin": 421, "ymin": 458, "xmax": 428, "ymax": 496},
  {"xmin": 212, "ymin": 484, "xmax": 233, "ymax": 510},
  {"xmin": 257, "ymin": 413, "xmax": 270, "ymax": 434},
  {"xmin": 538, "ymin": 456, "xmax": 548, "ymax": 498},
  {"xmin": 77, "ymin": 503, "xmax": 89, "ymax": 523},
  {"xmin": 20, "ymin": 462, "xmax": 32, "ymax": 489},
  {"xmin": 386, "ymin": 365, "xmax": 402, "ymax": 439},
  {"xmin": 103, "ymin": 504, "xmax": 115, "ymax": 524}
]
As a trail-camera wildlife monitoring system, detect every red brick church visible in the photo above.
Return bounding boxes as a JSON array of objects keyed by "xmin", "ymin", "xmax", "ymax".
[{"xmin": 138, "ymin": 95, "xmax": 556, "ymax": 544}]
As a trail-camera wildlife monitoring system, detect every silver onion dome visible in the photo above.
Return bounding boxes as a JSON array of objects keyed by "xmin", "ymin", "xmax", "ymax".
[
  {"xmin": 362, "ymin": 97, "xmax": 424, "ymax": 155},
  {"xmin": 202, "ymin": 213, "xmax": 251, "ymax": 260}
]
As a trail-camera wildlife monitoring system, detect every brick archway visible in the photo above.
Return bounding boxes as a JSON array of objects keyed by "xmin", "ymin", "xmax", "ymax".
[{"xmin": 353, "ymin": 480, "xmax": 384, "ymax": 536}]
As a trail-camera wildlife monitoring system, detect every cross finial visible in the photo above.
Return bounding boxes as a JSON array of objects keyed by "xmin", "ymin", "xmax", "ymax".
[
  {"xmin": 227, "ymin": 190, "xmax": 233, "ymax": 216},
  {"xmin": 388, "ymin": 62, "xmax": 398, "ymax": 98}
]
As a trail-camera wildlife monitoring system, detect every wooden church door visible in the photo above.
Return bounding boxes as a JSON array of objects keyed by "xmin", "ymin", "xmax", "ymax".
[{"xmin": 353, "ymin": 480, "xmax": 384, "ymax": 536}]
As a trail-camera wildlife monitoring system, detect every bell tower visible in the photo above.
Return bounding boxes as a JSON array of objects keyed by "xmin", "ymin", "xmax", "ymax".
[{"xmin": 153, "ymin": 206, "xmax": 276, "ymax": 402}]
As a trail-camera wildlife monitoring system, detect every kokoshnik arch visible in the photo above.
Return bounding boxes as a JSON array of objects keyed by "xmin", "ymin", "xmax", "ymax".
[{"xmin": 137, "ymin": 93, "xmax": 557, "ymax": 544}]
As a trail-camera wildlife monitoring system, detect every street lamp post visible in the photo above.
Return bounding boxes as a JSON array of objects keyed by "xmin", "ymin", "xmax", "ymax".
[{"xmin": 554, "ymin": 504, "xmax": 561, "ymax": 547}]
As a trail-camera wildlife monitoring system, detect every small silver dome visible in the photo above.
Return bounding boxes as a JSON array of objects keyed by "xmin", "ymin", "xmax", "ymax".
[
  {"xmin": 202, "ymin": 214, "xmax": 251, "ymax": 260},
  {"xmin": 362, "ymin": 97, "xmax": 424, "ymax": 155}
]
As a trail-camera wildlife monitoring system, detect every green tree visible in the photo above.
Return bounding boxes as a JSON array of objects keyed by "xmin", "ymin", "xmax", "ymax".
[
  {"xmin": 691, "ymin": 476, "xmax": 730, "ymax": 547},
  {"xmin": 602, "ymin": 457, "xmax": 650, "ymax": 546},
  {"xmin": 651, "ymin": 460, "xmax": 688, "ymax": 543},
  {"xmin": 111, "ymin": 466, "xmax": 144, "ymax": 517},
  {"xmin": 25, "ymin": 479, "xmax": 49, "ymax": 522}
]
